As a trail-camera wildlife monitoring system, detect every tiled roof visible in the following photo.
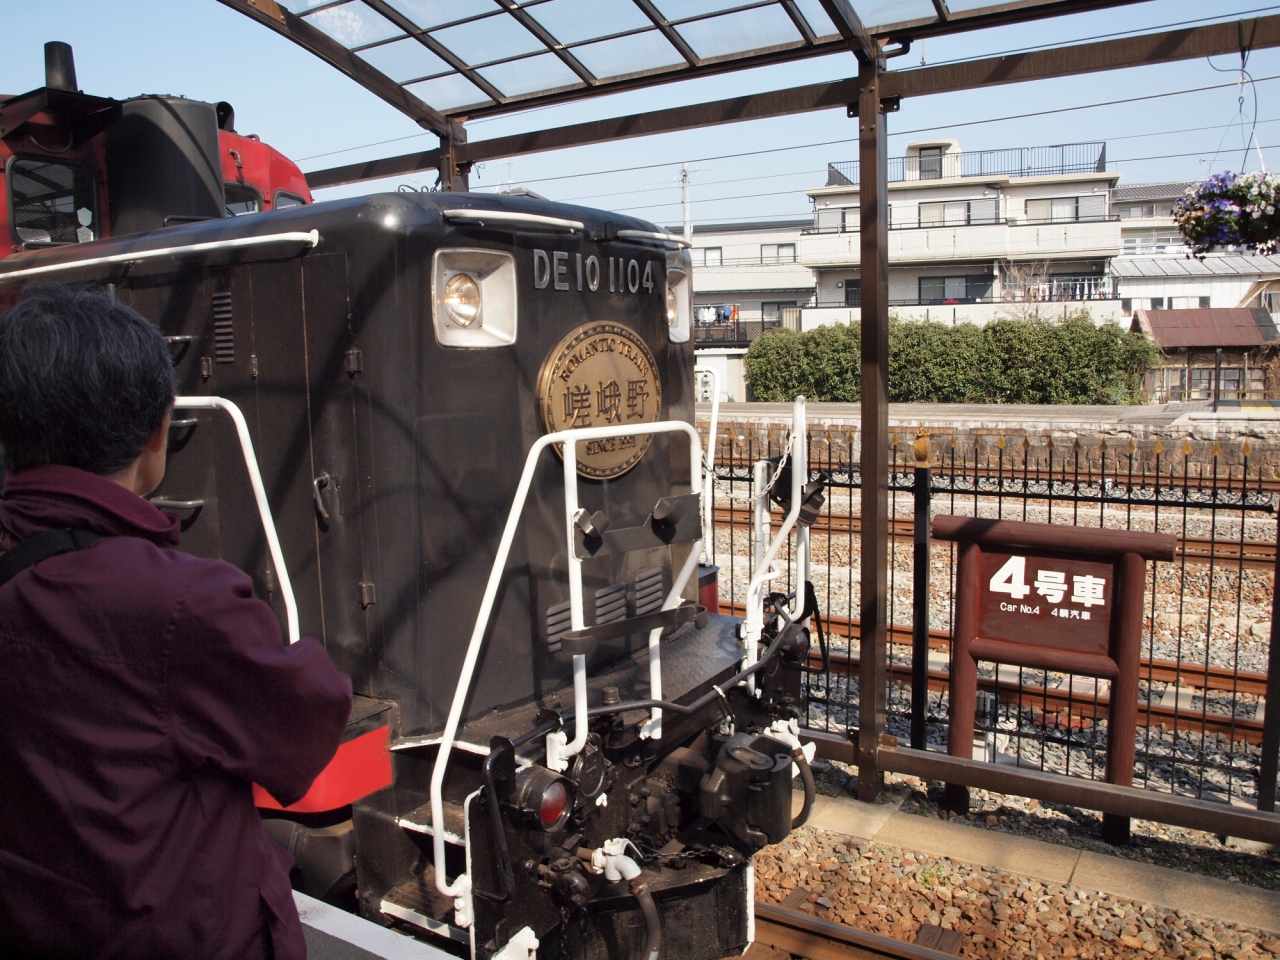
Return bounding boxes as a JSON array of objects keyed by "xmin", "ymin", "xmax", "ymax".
[
  {"xmin": 1112, "ymin": 181, "xmax": 1195, "ymax": 202},
  {"xmin": 1132, "ymin": 308, "xmax": 1276, "ymax": 348},
  {"xmin": 1112, "ymin": 255, "xmax": 1280, "ymax": 278}
]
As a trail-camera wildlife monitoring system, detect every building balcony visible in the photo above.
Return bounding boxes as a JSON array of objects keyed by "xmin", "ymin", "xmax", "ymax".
[
  {"xmin": 797, "ymin": 218, "xmax": 1121, "ymax": 266},
  {"xmin": 825, "ymin": 142, "xmax": 1107, "ymax": 186},
  {"xmin": 692, "ymin": 318, "xmax": 783, "ymax": 348}
]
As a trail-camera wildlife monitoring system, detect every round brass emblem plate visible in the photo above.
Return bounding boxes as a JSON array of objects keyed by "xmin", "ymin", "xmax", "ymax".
[{"xmin": 538, "ymin": 322, "xmax": 662, "ymax": 480}]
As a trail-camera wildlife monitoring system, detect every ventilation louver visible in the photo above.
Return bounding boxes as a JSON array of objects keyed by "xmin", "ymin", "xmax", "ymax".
[
  {"xmin": 594, "ymin": 582, "xmax": 627, "ymax": 626},
  {"xmin": 633, "ymin": 567, "xmax": 665, "ymax": 617},
  {"xmin": 212, "ymin": 291, "xmax": 234, "ymax": 363},
  {"xmin": 545, "ymin": 600, "xmax": 571, "ymax": 655}
]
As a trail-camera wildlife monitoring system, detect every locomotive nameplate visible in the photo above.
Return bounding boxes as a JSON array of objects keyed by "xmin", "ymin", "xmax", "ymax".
[{"xmin": 538, "ymin": 322, "xmax": 662, "ymax": 480}]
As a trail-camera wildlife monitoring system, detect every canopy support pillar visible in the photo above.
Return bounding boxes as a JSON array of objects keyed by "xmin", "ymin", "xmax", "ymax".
[
  {"xmin": 856, "ymin": 50, "xmax": 889, "ymax": 804},
  {"xmin": 439, "ymin": 120, "xmax": 471, "ymax": 192}
]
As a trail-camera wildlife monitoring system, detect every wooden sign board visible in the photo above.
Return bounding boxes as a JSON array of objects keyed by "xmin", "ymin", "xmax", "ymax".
[
  {"xmin": 931, "ymin": 515, "xmax": 1176, "ymax": 844},
  {"xmin": 977, "ymin": 552, "xmax": 1112, "ymax": 657}
]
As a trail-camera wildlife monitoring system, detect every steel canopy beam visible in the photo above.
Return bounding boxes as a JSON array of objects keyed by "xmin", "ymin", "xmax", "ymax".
[
  {"xmin": 306, "ymin": 79, "xmax": 861, "ymax": 188},
  {"xmin": 212, "ymin": 0, "xmax": 450, "ymax": 136},
  {"xmin": 884, "ymin": 12, "xmax": 1280, "ymax": 99},
  {"xmin": 816, "ymin": 0, "xmax": 877, "ymax": 65},
  {"xmin": 306, "ymin": 13, "xmax": 1280, "ymax": 189}
]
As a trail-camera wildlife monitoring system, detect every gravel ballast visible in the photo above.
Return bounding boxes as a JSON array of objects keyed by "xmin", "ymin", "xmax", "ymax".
[{"xmin": 754, "ymin": 825, "xmax": 1280, "ymax": 958}]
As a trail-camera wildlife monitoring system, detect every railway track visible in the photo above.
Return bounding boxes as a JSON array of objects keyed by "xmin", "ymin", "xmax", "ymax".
[
  {"xmin": 711, "ymin": 507, "xmax": 1277, "ymax": 570},
  {"xmin": 753, "ymin": 901, "xmax": 959, "ymax": 959},
  {"xmin": 722, "ymin": 603, "xmax": 1269, "ymax": 745},
  {"xmin": 705, "ymin": 444, "xmax": 1280, "ymax": 497}
]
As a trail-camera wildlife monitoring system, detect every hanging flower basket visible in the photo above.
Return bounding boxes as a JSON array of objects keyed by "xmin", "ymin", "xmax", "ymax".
[{"xmin": 1173, "ymin": 172, "xmax": 1280, "ymax": 257}]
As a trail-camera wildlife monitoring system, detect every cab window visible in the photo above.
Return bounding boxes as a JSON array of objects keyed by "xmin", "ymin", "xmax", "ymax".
[
  {"xmin": 274, "ymin": 191, "xmax": 305, "ymax": 210},
  {"xmin": 8, "ymin": 158, "xmax": 98, "ymax": 245},
  {"xmin": 225, "ymin": 182, "xmax": 261, "ymax": 216}
]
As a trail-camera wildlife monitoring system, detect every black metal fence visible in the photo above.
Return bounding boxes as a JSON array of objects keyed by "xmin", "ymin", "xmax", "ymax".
[{"xmin": 707, "ymin": 427, "xmax": 1280, "ymax": 816}]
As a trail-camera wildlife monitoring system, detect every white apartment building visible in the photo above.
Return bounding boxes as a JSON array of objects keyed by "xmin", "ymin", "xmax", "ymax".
[
  {"xmin": 684, "ymin": 219, "xmax": 814, "ymax": 402},
  {"xmin": 685, "ymin": 144, "xmax": 1280, "ymax": 399},
  {"xmin": 798, "ymin": 139, "xmax": 1124, "ymax": 329}
]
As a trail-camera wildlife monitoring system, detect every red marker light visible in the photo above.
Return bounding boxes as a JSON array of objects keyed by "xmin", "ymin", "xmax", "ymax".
[
  {"xmin": 539, "ymin": 781, "xmax": 569, "ymax": 827},
  {"xmin": 511, "ymin": 766, "xmax": 574, "ymax": 831}
]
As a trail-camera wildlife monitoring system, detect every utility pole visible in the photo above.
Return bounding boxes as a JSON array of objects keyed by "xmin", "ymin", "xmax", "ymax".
[{"xmin": 681, "ymin": 162, "xmax": 692, "ymax": 243}]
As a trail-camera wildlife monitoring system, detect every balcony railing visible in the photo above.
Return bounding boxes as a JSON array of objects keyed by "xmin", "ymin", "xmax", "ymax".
[
  {"xmin": 693, "ymin": 319, "xmax": 782, "ymax": 346},
  {"xmin": 805, "ymin": 214, "xmax": 1118, "ymax": 235},
  {"xmin": 826, "ymin": 142, "xmax": 1107, "ymax": 187},
  {"xmin": 1002, "ymin": 275, "xmax": 1115, "ymax": 300}
]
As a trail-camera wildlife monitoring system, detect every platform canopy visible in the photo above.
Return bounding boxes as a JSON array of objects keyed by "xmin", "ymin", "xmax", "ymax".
[{"xmin": 219, "ymin": 0, "xmax": 1147, "ymax": 133}]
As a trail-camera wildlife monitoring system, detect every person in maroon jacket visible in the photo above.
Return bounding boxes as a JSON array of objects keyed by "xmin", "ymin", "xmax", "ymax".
[{"xmin": 0, "ymin": 287, "xmax": 354, "ymax": 960}]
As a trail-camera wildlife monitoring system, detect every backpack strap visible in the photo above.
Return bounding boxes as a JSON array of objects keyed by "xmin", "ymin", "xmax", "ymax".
[{"xmin": 0, "ymin": 529, "xmax": 101, "ymax": 590}]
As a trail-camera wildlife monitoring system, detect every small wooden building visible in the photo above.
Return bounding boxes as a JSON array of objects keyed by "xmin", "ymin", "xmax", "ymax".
[{"xmin": 1132, "ymin": 308, "xmax": 1280, "ymax": 402}]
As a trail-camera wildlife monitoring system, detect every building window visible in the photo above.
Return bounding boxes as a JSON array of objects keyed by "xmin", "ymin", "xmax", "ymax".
[
  {"xmin": 8, "ymin": 157, "xmax": 98, "ymax": 245},
  {"xmin": 1248, "ymin": 368, "xmax": 1266, "ymax": 397},
  {"xmin": 1220, "ymin": 367, "xmax": 1244, "ymax": 397},
  {"xmin": 760, "ymin": 243, "xmax": 796, "ymax": 263},
  {"xmin": 701, "ymin": 247, "xmax": 722, "ymax": 267},
  {"xmin": 1189, "ymin": 368, "xmax": 1214, "ymax": 399},
  {"xmin": 919, "ymin": 275, "xmax": 992, "ymax": 303},
  {"xmin": 918, "ymin": 146, "xmax": 943, "ymax": 180},
  {"xmin": 1025, "ymin": 195, "xmax": 1106, "ymax": 223},
  {"xmin": 844, "ymin": 280, "xmax": 861, "ymax": 307},
  {"xmin": 1150, "ymin": 298, "xmax": 1165, "ymax": 310},
  {"xmin": 918, "ymin": 199, "xmax": 998, "ymax": 228}
]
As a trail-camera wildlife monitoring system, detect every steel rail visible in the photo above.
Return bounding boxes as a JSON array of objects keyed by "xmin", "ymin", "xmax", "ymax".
[
  {"xmin": 712, "ymin": 506, "xmax": 1278, "ymax": 570},
  {"xmin": 754, "ymin": 901, "xmax": 958, "ymax": 960},
  {"xmin": 724, "ymin": 599, "xmax": 1268, "ymax": 728}
]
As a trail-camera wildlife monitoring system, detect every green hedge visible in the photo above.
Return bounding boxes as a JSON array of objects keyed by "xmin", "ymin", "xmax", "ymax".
[{"xmin": 743, "ymin": 312, "xmax": 1157, "ymax": 405}]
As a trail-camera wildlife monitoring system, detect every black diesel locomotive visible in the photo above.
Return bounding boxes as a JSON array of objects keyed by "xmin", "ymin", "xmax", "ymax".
[{"xmin": 0, "ymin": 46, "xmax": 817, "ymax": 960}]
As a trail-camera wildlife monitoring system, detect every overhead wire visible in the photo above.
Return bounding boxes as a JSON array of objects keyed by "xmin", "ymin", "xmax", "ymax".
[{"xmin": 437, "ymin": 73, "xmax": 1280, "ymax": 192}]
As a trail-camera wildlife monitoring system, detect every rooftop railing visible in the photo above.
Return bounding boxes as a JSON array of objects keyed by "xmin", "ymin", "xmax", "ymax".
[{"xmin": 826, "ymin": 142, "xmax": 1107, "ymax": 187}]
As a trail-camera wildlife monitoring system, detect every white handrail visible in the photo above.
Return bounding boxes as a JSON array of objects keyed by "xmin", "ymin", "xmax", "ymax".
[
  {"xmin": 171, "ymin": 397, "xmax": 300, "ymax": 644},
  {"xmin": 442, "ymin": 209, "xmax": 584, "ymax": 232},
  {"xmin": 0, "ymin": 230, "xmax": 320, "ymax": 282},
  {"xmin": 616, "ymin": 229, "xmax": 693, "ymax": 248},
  {"xmin": 693, "ymin": 366, "xmax": 721, "ymax": 565},
  {"xmin": 741, "ymin": 397, "xmax": 807, "ymax": 691},
  {"xmin": 430, "ymin": 419, "xmax": 703, "ymax": 910}
]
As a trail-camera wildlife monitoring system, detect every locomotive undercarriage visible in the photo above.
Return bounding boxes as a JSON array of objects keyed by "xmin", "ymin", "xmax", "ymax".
[{"xmin": 277, "ymin": 610, "xmax": 809, "ymax": 960}]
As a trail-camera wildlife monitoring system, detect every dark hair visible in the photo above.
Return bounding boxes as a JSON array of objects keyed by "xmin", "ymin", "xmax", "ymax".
[{"xmin": 0, "ymin": 285, "xmax": 176, "ymax": 475}]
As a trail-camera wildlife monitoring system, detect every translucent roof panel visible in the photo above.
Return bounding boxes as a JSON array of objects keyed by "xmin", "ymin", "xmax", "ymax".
[
  {"xmin": 527, "ymin": 0, "xmax": 653, "ymax": 46},
  {"xmin": 357, "ymin": 36, "xmax": 450, "ymax": 83},
  {"xmin": 676, "ymin": 6, "xmax": 804, "ymax": 60},
  {"xmin": 229, "ymin": 0, "xmax": 1145, "ymax": 123},
  {"xmin": 792, "ymin": 0, "xmax": 840, "ymax": 39},
  {"xmin": 404, "ymin": 72, "xmax": 493, "ymax": 111},
  {"xmin": 301, "ymin": 1, "xmax": 404, "ymax": 47},
  {"xmin": 382, "ymin": 0, "xmax": 497, "ymax": 30},
  {"xmin": 478, "ymin": 53, "xmax": 582, "ymax": 97},
  {"xmin": 281, "ymin": 0, "xmax": 340, "ymax": 12},
  {"xmin": 652, "ymin": 0, "xmax": 746, "ymax": 18},
  {"xmin": 430, "ymin": 13, "xmax": 545, "ymax": 64},
  {"xmin": 571, "ymin": 30, "xmax": 687, "ymax": 80},
  {"xmin": 853, "ymin": 0, "xmax": 938, "ymax": 29}
]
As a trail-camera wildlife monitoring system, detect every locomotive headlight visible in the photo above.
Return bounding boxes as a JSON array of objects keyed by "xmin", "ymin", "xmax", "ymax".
[
  {"xmin": 444, "ymin": 273, "xmax": 481, "ymax": 327},
  {"xmin": 510, "ymin": 765, "xmax": 574, "ymax": 831},
  {"xmin": 432, "ymin": 248, "xmax": 517, "ymax": 347},
  {"xmin": 665, "ymin": 263, "xmax": 691, "ymax": 344}
]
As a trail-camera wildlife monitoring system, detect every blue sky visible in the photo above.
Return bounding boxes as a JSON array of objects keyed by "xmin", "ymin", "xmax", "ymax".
[{"xmin": 3, "ymin": 1, "xmax": 1278, "ymax": 228}]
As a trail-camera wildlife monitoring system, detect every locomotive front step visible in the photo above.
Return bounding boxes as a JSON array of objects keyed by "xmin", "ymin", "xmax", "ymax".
[
  {"xmin": 399, "ymin": 799, "xmax": 467, "ymax": 845},
  {"xmin": 380, "ymin": 871, "xmax": 469, "ymax": 945}
]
